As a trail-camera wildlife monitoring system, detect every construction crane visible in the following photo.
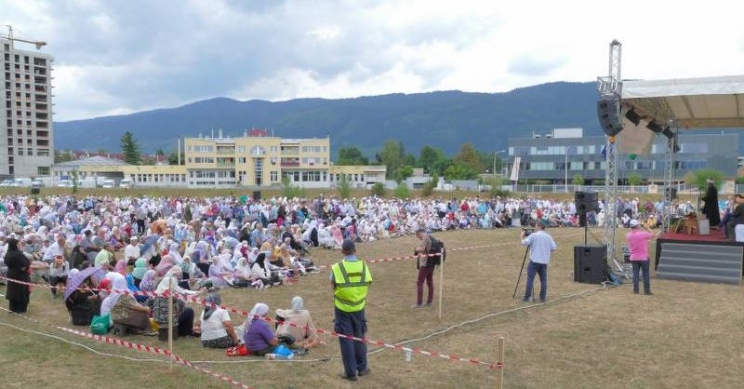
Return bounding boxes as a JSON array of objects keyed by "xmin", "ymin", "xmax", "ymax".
[{"xmin": 1, "ymin": 25, "xmax": 47, "ymax": 50}]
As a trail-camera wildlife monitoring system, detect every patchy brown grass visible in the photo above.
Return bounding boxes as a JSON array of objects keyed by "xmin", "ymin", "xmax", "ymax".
[{"xmin": 1, "ymin": 227, "xmax": 743, "ymax": 389}]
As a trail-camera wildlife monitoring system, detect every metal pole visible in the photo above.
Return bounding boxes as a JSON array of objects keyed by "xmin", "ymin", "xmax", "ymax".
[
  {"xmin": 493, "ymin": 151, "xmax": 496, "ymax": 181},
  {"xmin": 565, "ymin": 148, "xmax": 569, "ymax": 193}
]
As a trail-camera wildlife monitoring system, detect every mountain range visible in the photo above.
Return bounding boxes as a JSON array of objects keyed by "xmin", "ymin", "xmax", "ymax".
[{"xmin": 53, "ymin": 82, "xmax": 610, "ymax": 158}]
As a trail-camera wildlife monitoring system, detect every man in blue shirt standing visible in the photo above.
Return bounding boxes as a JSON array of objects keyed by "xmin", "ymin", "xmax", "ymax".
[{"xmin": 520, "ymin": 222, "xmax": 557, "ymax": 303}]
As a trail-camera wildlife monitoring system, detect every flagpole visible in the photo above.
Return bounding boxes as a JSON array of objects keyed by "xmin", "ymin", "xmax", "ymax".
[{"xmin": 565, "ymin": 147, "xmax": 569, "ymax": 193}]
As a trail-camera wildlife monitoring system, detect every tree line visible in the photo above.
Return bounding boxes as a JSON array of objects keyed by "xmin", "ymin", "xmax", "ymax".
[{"xmin": 338, "ymin": 140, "xmax": 506, "ymax": 182}]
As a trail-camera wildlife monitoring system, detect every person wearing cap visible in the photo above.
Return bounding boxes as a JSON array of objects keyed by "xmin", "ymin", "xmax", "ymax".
[
  {"xmin": 331, "ymin": 239, "xmax": 372, "ymax": 381},
  {"xmin": 520, "ymin": 221, "xmax": 557, "ymax": 303},
  {"xmin": 702, "ymin": 178, "xmax": 721, "ymax": 229},
  {"xmin": 626, "ymin": 219, "xmax": 659, "ymax": 295},
  {"xmin": 412, "ymin": 228, "xmax": 435, "ymax": 308}
]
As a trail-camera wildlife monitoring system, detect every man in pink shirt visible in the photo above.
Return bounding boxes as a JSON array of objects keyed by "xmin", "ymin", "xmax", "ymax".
[{"xmin": 626, "ymin": 219, "xmax": 658, "ymax": 295}]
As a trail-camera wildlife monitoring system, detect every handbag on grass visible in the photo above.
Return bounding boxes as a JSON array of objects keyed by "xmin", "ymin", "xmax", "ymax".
[
  {"xmin": 226, "ymin": 344, "xmax": 250, "ymax": 357},
  {"xmin": 91, "ymin": 314, "xmax": 110, "ymax": 335}
]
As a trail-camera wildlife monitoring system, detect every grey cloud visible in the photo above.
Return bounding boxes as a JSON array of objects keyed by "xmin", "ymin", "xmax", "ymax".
[{"xmin": 7, "ymin": 0, "xmax": 506, "ymax": 119}]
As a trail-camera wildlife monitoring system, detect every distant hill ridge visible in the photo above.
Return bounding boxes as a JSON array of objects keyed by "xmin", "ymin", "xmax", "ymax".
[{"xmin": 53, "ymin": 82, "xmax": 610, "ymax": 157}]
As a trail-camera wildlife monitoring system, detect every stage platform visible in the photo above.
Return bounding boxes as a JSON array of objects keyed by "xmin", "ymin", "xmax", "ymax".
[{"xmin": 654, "ymin": 227, "xmax": 744, "ymax": 285}]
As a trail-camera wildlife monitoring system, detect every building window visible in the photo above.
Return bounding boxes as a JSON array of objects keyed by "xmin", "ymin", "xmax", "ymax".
[
  {"xmin": 270, "ymin": 171, "xmax": 278, "ymax": 182},
  {"xmin": 37, "ymin": 166, "xmax": 49, "ymax": 175},
  {"xmin": 251, "ymin": 146, "xmax": 266, "ymax": 156},
  {"xmin": 237, "ymin": 146, "xmax": 246, "ymax": 153}
]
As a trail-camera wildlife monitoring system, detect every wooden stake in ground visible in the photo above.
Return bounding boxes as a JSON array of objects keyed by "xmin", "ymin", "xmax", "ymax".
[
  {"xmin": 168, "ymin": 280, "xmax": 174, "ymax": 372},
  {"xmin": 438, "ymin": 255, "xmax": 444, "ymax": 322},
  {"xmin": 495, "ymin": 336, "xmax": 505, "ymax": 389}
]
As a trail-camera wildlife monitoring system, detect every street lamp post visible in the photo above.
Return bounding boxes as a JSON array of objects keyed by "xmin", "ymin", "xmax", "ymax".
[{"xmin": 565, "ymin": 148, "xmax": 569, "ymax": 193}]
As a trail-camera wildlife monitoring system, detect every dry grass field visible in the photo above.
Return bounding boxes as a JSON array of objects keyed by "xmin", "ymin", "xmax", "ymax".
[{"xmin": 2, "ymin": 225, "xmax": 744, "ymax": 389}]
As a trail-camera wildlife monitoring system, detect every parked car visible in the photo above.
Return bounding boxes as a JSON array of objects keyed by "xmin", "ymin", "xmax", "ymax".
[
  {"xmin": 56, "ymin": 180, "xmax": 74, "ymax": 188},
  {"xmin": 101, "ymin": 179, "xmax": 115, "ymax": 189},
  {"xmin": 0, "ymin": 179, "xmax": 14, "ymax": 187},
  {"xmin": 31, "ymin": 179, "xmax": 44, "ymax": 188},
  {"xmin": 119, "ymin": 178, "xmax": 132, "ymax": 189}
]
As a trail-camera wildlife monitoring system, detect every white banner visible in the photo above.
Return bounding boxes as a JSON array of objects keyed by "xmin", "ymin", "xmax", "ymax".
[{"xmin": 510, "ymin": 156, "xmax": 521, "ymax": 182}]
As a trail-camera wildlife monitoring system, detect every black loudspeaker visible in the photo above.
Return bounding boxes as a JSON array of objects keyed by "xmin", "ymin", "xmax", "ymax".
[
  {"xmin": 665, "ymin": 187, "xmax": 678, "ymax": 200},
  {"xmin": 574, "ymin": 191, "xmax": 598, "ymax": 215},
  {"xmin": 252, "ymin": 190, "xmax": 261, "ymax": 201},
  {"xmin": 574, "ymin": 244, "xmax": 607, "ymax": 284},
  {"xmin": 597, "ymin": 98, "xmax": 623, "ymax": 136},
  {"xmin": 30, "ymin": 188, "xmax": 40, "ymax": 195}
]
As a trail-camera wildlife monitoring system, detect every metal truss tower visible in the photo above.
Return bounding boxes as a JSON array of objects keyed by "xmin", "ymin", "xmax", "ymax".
[
  {"xmin": 597, "ymin": 40, "xmax": 622, "ymax": 269},
  {"xmin": 662, "ymin": 120, "xmax": 678, "ymax": 232}
]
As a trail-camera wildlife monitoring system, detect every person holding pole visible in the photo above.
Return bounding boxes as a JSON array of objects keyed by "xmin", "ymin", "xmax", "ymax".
[
  {"xmin": 520, "ymin": 222, "xmax": 557, "ymax": 303},
  {"xmin": 331, "ymin": 239, "xmax": 372, "ymax": 381},
  {"xmin": 412, "ymin": 228, "xmax": 436, "ymax": 308}
]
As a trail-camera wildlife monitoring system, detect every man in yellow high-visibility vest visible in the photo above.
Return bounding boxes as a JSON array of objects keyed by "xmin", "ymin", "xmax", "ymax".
[{"xmin": 331, "ymin": 239, "xmax": 372, "ymax": 381}]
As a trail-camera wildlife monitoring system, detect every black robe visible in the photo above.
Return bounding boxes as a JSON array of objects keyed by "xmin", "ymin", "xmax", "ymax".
[
  {"xmin": 702, "ymin": 184, "xmax": 721, "ymax": 226},
  {"xmin": 4, "ymin": 249, "xmax": 31, "ymax": 313}
]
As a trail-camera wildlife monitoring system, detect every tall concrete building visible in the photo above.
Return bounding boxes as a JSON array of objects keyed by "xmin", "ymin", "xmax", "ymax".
[{"xmin": 1, "ymin": 31, "xmax": 54, "ymax": 179}]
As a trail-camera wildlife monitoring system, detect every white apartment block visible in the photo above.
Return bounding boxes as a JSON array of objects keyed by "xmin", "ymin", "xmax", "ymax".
[{"xmin": 0, "ymin": 37, "xmax": 54, "ymax": 178}]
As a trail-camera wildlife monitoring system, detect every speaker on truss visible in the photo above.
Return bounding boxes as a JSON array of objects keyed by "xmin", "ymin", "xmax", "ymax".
[
  {"xmin": 664, "ymin": 187, "xmax": 678, "ymax": 200},
  {"xmin": 624, "ymin": 107, "xmax": 641, "ymax": 126},
  {"xmin": 597, "ymin": 97, "xmax": 623, "ymax": 136},
  {"xmin": 574, "ymin": 191, "xmax": 598, "ymax": 215}
]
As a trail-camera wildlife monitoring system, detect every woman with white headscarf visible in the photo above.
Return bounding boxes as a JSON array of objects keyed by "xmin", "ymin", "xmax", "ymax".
[
  {"xmin": 242, "ymin": 302, "xmax": 277, "ymax": 356},
  {"xmin": 275, "ymin": 296, "xmax": 321, "ymax": 352},
  {"xmin": 101, "ymin": 272, "xmax": 153, "ymax": 335},
  {"xmin": 146, "ymin": 267, "xmax": 196, "ymax": 337},
  {"xmin": 168, "ymin": 242, "xmax": 183, "ymax": 265}
]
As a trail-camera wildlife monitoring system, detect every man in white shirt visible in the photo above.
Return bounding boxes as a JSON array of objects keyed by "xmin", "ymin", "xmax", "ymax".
[
  {"xmin": 42, "ymin": 235, "xmax": 67, "ymax": 264},
  {"xmin": 124, "ymin": 236, "xmax": 141, "ymax": 263}
]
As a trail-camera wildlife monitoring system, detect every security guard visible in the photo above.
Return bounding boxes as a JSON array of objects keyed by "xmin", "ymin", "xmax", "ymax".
[{"xmin": 331, "ymin": 239, "xmax": 372, "ymax": 381}]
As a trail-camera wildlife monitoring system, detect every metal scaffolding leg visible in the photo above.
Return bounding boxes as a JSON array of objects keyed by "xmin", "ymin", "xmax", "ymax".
[{"xmin": 662, "ymin": 120, "xmax": 678, "ymax": 232}]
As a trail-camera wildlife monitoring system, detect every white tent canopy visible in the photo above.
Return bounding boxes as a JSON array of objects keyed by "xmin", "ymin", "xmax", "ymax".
[{"xmin": 621, "ymin": 75, "xmax": 744, "ymax": 128}]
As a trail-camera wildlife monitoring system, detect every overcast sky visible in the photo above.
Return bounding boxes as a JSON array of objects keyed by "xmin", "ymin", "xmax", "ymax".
[{"xmin": 4, "ymin": 0, "xmax": 744, "ymax": 121}]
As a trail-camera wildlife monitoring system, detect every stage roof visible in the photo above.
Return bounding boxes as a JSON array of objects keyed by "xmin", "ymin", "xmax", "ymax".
[{"xmin": 621, "ymin": 75, "xmax": 744, "ymax": 128}]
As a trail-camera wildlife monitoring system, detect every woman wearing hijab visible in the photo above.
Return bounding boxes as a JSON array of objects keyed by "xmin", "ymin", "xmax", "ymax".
[
  {"xmin": 243, "ymin": 303, "xmax": 277, "ymax": 356},
  {"xmin": 131, "ymin": 258, "xmax": 148, "ymax": 288},
  {"xmin": 4, "ymin": 238, "xmax": 31, "ymax": 313},
  {"xmin": 138, "ymin": 269, "xmax": 158, "ymax": 293},
  {"xmin": 275, "ymin": 296, "xmax": 321, "ymax": 352},
  {"xmin": 65, "ymin": 269, "xmax": 101, "ymax": 325},
  {"xmin": 101, "ymin": 272, "xmax": 153, "ymax": 335},
  {"xmin": 147, "ymin": 270, "xmax": 196, "ymax": 337},
  {"xmin": 194, "ymin": 293, "xmax": 240, "ymax": 348}
]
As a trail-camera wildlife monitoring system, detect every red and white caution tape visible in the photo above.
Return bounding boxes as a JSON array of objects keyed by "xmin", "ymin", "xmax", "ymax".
[{"xmin": 55, "ymin": 326, "xmax": 253, "ymax": 389}]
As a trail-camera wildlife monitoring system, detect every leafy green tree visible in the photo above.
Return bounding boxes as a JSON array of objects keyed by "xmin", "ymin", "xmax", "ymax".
[
  {"xmin": 687, "ymin": 169, "xmax": 724, "ymax": 191},
  {"xmin": 444, "ymin": 162, "xmax": 478, "ymax": 181},
  {"xmin": 573, "ymin": 174, "xmax": 585, "ymax": 185},
  {"xmin": 168, "ymin": 150, "xmax": 184, "ymax": 165},
  {"xmin": 336, "ymin": 175, "xmax": 352, "ymax": 199},
  {"xmin": 156, "ymin": 148, "xmax": 165, "ymax": 157},
  {"xmin": 376, "ymin": 140, "xmax": 405, "ymax": 179},
  {"xmin": 627, "ymin": 172, "xmax": 642, "ymax": 186},
  {"xmin": 337, "ymin": 147, "xmax": 369, "ymax": 165},
  {"xmin": 394, "ymin": 182, "xmax": 410, "ymax": 199},
  {"xmin": 120, "ymin": 131, "xmax": 141, "ymax": 165},
  {"xmin": 453, "ymin": 142, "xmax": 485, "ymax": 173},
  {"xmin": 370, "ymin": 182, "xmax": 386, "ymax": 198},
  {"xmin": 421, "ymin": 173, "xmax": 439, "ymax": 197},
  {"xmin": 418, "ymin": 145, "xmax": 444, "ymax": 174},
  {"xmin": 71, "ymin": 169, "xmax": 79, "ymax": 194},
  {"xmin": 394, "ymin": 165, "xmax": 414, "ymax": 184}
]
